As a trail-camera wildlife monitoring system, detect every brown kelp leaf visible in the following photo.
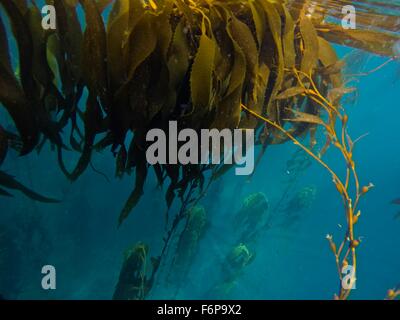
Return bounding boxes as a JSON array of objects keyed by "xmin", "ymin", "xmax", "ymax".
[
  {"xmin": 167, "ymin": 19, "xmax": 190, "ymax": 88},
  {"xmin": 164, "ymin": 20, "xmax": 191, "ymax": 118},
  {"xmin": 146, "ymin": 62, "xmax": 170, "ymax": 124},
  {"xmin": 230, "ymin": 13, "xmax": 261, "ymax": 127},
  {"xmin": 229, "ymin": 14, "xmax": 259, "ymax": 85},
  {"xmin": 125, "ymin": 61, "xmax": 151, "ymax": 128},
  {"xmin": 119, "ymin": 155, "xmax": 148, "ymax": 226},
  {"xmin": 261, "ymin": 1, "xmax": 284, "ymax": 118},
  {"xmin": 26, "ymin": 5, "xmax": 52, "ymax": 95},
  {"xmin": 174, "ymin": 0, "xmax": 196, "ymax": 26},
  {"xmin": 317, "ymin": 36, "xmax": 342, "ymax": 88},
  {"xmin": 211, "ymin": 13, "xmax": 233, "ymax": 96},
  {"xmin": 106, "ymin": 0, "xmax": 127, "ymax": 28},
  {"xmin": 284, "ymin": 109, "xmax": 326, "ymax": 126},
  {"xmin": 46, "ymin": 33, "xmax": 62, "ymax": 87},
  {"xmin": 212, "ymin": 86, "xmax": 242, "ymax": 130},
  {"xmin": 249, "ymin": 1, "xmax": 266, "ymax": 48},
  {"xmin": 0, "ymin": 15, "xmax": 12, "ymax": 75},
  {"xmin": 282, "ymin": 6, "xmax": 296, "ymax": 69},
  {"xmin": 12, "ymin": 0, "xmax": 28, "ymax": 16},
  {"xmin": 155, "ymin": 1, "xmax": 173, "ymax": 59},
  {"xmin": 0, "ymin": 170, "xmax": 59, "ymax": 203},
  {"xmin": 300, "ymin": 14, "xmax": 319, "ymax": 73},
  {"xmin": 106, "ymin": 0, "xmax": 139, "ymax": 91},
  {"xmin": 211, "ymin": 13, "xmax": 247, "ymax": 130},
  {"xmin": 69, "ymin": 94, "xmax": 103, "ymax": 180},
  {"xmin": 327, "ymin": 87, "xmax": 357, "ymax": 103},
  {"xmin": 0, "ymin": 125, "xmax": 8, "ymax": 166},
  {"xmin": 116, "ymin": 12, "xmax": 157, "ymax": 99},
  {"xmin": 0, "ymin": 0, "xmax": 36, "ymax": 97},
  {"xmin": 52, "ymin": 0, "xmax": 83, "ymax": 87},
  {"xmin": 127, "ymin": 0, "xmax": 147, "ymax": 33},
  {"xmin": 64, "ymin": 0, "xmax": 79, "ymax": 7},
  {"xmin": 95, "ymin": 0, "xmax": 113, "ymax": 13},
  {"xmin": 276, "ymin": 87, "xmax": 306, "ymax": 100},
  {"xmin": 0, "ymin": 63, "xmax": 39, "ymax": 155},
  {"xmin": 317, "ymin": 23, "xmax": 400, "ymax": 57},
  {"xmin": 320, "ymin": 59, "xmax": 346, "ymax": 76},
  {"xmin": 318, "ymin": 37, "xmax": 340, "ymax": 68},
  {"xmin": 143, "ymin": 5, "xmax": 173, "ymax": 123},
  {"xmin": 115, "ymin": 145, "xmax": 127, "ymax": 179},
  {"xmin": 80, "ymin": 0, "xmax": 109, "ymax": 108},
  {"xmin": 124, "ymin": 8, "xmax": 158, "ymax": 68},
  {"xmin": 225, "ymin": 17, "xmax": 247, "ymax": 98},
  {"xmin": 190, "ymin": 21, "xmax": 216, "ymax": 117},
  {"xmin": 63, "ymin": 0, "xmax": 83, "ymax": 83}
]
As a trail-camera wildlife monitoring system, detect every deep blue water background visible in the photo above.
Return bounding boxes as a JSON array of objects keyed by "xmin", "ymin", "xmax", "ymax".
[{"xmin": 0, "ymin": 4, "xmax": 399, "ymax": 300}]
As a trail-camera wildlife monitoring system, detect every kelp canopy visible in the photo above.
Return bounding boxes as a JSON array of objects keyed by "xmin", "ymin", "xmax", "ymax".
[{"xmin": 0, "ymin": 0, "xmax": 399, "ymax": 223}]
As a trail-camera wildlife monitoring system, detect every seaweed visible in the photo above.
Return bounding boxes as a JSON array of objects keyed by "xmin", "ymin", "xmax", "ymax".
[
  {"xmin": 233, "ymin": 192, "xmax": 269, "ymax": 243},
  {"xmin": 113, "ymin": 242, "xmax": 158, "ymax": 300},
  {"xmin": 0, "ymin": 0, "xmax": 395, "ymax": 219},
  {"xmin": 0, "ymin": 0, "xmax": 399, "ymax": 299},
  {"xmin": 241, "ymin": 67, "xmax": 370, "ymax": 299},
  {"xmin": 208, "ymin": 243, "xmax": 255, "ymax": 299},
  {"xmin": 386, "ymin": 286, "xmax": 400, "ymax": 300},
  {"xmin": 165, "ymin": 205, "xmax": 207, "ymax": 297}
]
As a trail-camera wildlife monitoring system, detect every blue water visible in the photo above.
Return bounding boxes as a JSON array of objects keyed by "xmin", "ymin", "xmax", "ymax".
[{"xmin": 0, "ymin": 5, "xmax": 399, "ymax": 300}]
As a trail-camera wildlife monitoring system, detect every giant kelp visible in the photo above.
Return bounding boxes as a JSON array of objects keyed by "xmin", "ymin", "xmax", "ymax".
[
  {"xmin": 164, "ymin": 205, "xmax": 207, "ymax": 297},
  {"xmin": 113, "ymin": 242, "xmax": 156, "ymax": 300},
  {"xmin": 0, "ymin": 0, "xmax": 399, "ymax": 299},
  {"xmin": 233, "ymin": 192, "xmax": 269, "ymax": 243}
]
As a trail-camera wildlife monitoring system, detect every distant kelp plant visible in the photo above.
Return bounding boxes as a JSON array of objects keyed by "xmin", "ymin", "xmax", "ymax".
[{"xmin": 0, "ymin": 0, "xmax": 399, "ymax": 299}]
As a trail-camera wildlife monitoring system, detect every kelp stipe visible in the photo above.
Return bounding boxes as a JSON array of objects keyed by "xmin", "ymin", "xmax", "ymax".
[{"xmin": 242, "ymin": 65, "xmax": 373, "ymax": 299}]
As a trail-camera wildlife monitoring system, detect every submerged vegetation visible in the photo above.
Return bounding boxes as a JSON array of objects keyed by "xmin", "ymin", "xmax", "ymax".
[
  {"xmin": 1, "ymin": 0, "xmax": 399, "ymax": 299},
  {"xmin": 113, "ymin": 242, "xmax": 154, "ymax": 300}
]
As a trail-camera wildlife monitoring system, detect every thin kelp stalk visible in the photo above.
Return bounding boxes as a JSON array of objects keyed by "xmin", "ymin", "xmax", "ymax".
[
  {"xmin": 148, "ymin": 174, "xmax": 207, "ymax": 291},
  {"xmin": 241, "ymin": 65, "xmax": 372, "ymax": 299}
]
